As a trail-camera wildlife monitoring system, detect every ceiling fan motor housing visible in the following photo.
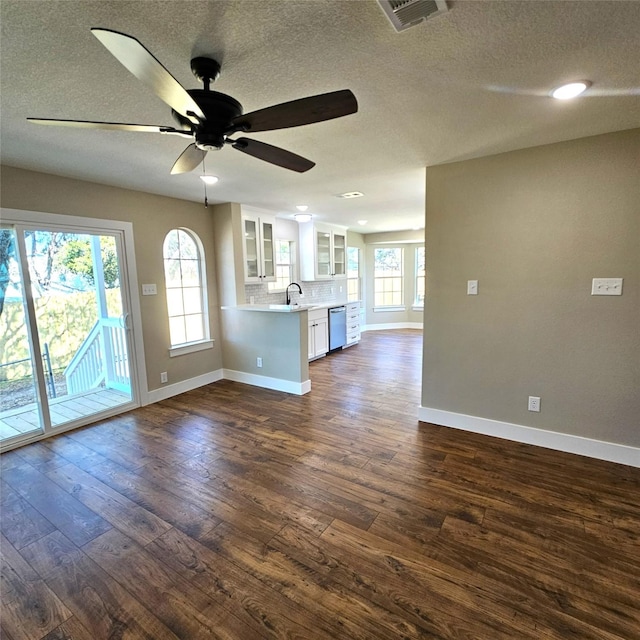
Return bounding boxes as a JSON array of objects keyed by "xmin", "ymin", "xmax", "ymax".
[{"xmin": 172, "ymin": 89, "xmax": 243, "ymax": 150}]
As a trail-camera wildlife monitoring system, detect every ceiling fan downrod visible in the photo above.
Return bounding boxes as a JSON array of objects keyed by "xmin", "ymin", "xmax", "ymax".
[{"xmin": 190, "ymin": 57, "xmax": 221, "ymax": 91}]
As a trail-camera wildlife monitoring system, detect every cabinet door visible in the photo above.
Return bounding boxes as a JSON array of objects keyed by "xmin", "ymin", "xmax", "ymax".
[
  {"xmin": 308, "ymin": 320, "xmax": 316, "ymax": 359},
  {"xmin": 332, "ymin": 231, "xmax": 346, "ymax": 278},
  {"xmin": 314, "ymin": 317, "xmax": 329, "ymax": 356},
  {"xmin": 260, "ymin": 219, "xmax": 275, "ymax": 280},
  {"xmin": 243, "ymin": 217, "xmax": 260, "ymax": 281},
  {"xmin": 315, "ymin": 230, "xmax": 332, "ymax": 279}
]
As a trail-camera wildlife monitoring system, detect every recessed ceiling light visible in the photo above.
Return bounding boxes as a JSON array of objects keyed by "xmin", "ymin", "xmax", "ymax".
[
  {"xmin": 358, "ymin": 220, "xmax": 368, "ymax": 226},
  {"xmin": 295, "ymin": 205, "xmax": 308, "ymax": 212},
  {"xmin": 294, "ymin": 213, "xmax": 312, "ymax": 223},
  {"xmin": 550, "ymin": 81, "xmax": 591, "ymax": 100},
  {"xmin": 337, "ymin": 191, "xmax": 364, "ymax": 199},
  {"xmin": 200, "ymin": 175, "xmax": 219, "ymax": 185}
]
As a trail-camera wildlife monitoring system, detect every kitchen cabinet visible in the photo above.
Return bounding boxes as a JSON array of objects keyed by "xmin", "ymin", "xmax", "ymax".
[
  {"xmin": 299, "ymin": 221, "xmax": 348, "ymax": 281},
  {"xmin": 242, "ymin": 210, "xmax": 276, "ymax": 283},
  {"xmin": 308, "ymin": 308, "xmax": 329, "ymax": 360},
  {"xmin": 345, "ymin": 301, "xmax": 361, "ymax": 347}
]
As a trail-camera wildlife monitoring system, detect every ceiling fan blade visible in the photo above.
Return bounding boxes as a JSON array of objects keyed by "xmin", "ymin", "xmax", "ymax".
[
  {"xmin": 170, "ymin": 143, "xmax": 207, "ymax": 174},
  {"xmin": 231, "ymin": 89, "xmax": 357, "ymax": 133},
  {"xmin": 27, "ymin": 118, "xmax": 191, "ymax": 137},
  {"xmin": 231, "ymin": 138, "xmax": 315, "ymax": 173},
  {"xmin": 91, "ymin": 28, "xmax": 205, "ymax": 124}
]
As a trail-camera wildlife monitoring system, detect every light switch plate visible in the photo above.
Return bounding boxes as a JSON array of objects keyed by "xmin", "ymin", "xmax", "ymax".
[
  {"xmin": 142, "ymin": 284, "xmax": 157, "ymax": 296},
  {"xmin": 591, "ymin": 278, "xmax": 623, "ymax": 296},
  {"xmin": 467, "ymin": 280, "xmax": 478, "ymax": 295}
]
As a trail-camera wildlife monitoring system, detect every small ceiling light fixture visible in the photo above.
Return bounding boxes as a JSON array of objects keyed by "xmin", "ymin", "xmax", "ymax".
[
  {"xmin": 358, "ymin": 220, "xmax": 368, "ymax": 226},
  {"xmin": 294, "ymin": 213, "xmax": 312, "ymax": 223},
  {"xmin": 296, "ymin": 205, "xmax": 309, "ymax": 212},
  {"xmin": 550, "ymin": 81, "xmax": 591, "ymax": 100},
  {"xmin": 338, "ymin": 191, "xmax": 364, "ymax": 199},
  {"xmin": 200, "ymin": 175, "xmax": 219, "ymax": 185}
]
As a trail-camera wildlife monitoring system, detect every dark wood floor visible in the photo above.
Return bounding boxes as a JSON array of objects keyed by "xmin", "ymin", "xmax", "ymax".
[{"xmin": 1, "ymin": 329, "xmax": 639, "ymax": 640}]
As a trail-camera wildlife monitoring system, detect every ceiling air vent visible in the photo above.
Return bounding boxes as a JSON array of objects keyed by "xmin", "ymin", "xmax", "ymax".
[{"xmin": 377, "ymin": 0, "xmax": 448, "ymax": 32}]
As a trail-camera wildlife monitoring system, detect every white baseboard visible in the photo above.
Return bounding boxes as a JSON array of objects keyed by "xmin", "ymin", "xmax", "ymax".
[
  {"xmin": 145, "ymin": 368, "xmax": 311, "ymax": 404},
  {"xmin": 144, "ymin": 370, "xmax": 224, "ymax": 404},
  {"xmin": 223, "ymin": 369, "xmax": 311, "ymax": 396},
  {"xmin": 418, "ymin": 406, "xmax": 640, "ymax": 468},
  {"xmin": 363, "ymin": 322, "xmax": 423, "ymax": 331}
]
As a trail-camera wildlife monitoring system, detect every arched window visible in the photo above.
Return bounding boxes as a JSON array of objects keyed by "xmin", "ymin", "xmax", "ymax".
[{"xmin": 163, "ymin": 228, "xmax": 209, "ymax": 351}]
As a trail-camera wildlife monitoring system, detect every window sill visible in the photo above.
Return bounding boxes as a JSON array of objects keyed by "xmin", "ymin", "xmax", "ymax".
[
  {"xmin": 169, "ymin": 339, "xmax": 214, "ymax": 358},
  {"xmin": 411, "ymin": 305, "xmax": 424, "ymax": 312},
  {"xmin": 373, "ymin": 306, "xmax": 406, "ymax": 313}
]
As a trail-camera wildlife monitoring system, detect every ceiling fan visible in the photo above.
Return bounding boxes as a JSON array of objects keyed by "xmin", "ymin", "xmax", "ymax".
[{"xmin": 28, "ymin": 28, "xmax": 358, "ymax": 174}]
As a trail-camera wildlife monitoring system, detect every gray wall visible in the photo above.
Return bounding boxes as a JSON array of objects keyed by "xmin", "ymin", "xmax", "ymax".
[
  {"xmin": 1, "ymin": 166, "xmax": 223, "ymax": 392},
  {"xmin": 221, "ymin": 309, "xmax": 308, "ymax": 384},
  {"xmin": 422, "ymin": 128, "xmax": 640, "ymax": 447}
]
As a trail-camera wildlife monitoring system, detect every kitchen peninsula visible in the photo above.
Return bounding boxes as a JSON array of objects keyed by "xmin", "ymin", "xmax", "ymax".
[
  {"xmin": 212, "ymin": 203, "xmax": 360, "ymax": 396},
  {"xmin": 220, "ymin": 303, "xmax": 311, "ymax": 395}
]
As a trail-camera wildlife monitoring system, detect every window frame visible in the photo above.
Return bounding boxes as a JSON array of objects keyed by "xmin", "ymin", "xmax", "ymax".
[
  {"xmin": 267, "ymin": 239, "xmax": 295, "ymax": 293},
  {"xmin": 373, "ymin": 246, "xmax": 405, "ymax": 312},
  {"xmin": 347, "ymin": 246, "xmax": 361, "ymax": 302},
  {"xmin": 413, "ymin": 245, "xmax": 425, "ymax": 310},
  {"xmin": 162, "ymin": 228, "xmax": 213, "ymax": 357}
]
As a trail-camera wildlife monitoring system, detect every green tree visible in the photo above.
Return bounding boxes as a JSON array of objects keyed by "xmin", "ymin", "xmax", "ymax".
[{"xmin": 57, "ymin": 237, "xmax": 119, "ymax": 288}]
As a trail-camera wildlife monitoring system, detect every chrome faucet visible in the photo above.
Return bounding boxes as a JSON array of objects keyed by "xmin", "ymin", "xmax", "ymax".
[{"xmin": 285, "ymin": 282, "xmax": 302, "ymax": 305}]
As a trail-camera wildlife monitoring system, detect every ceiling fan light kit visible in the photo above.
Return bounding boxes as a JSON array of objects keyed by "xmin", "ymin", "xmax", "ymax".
[{"xmin": 27, "ymin": 28, "xmax": 358, "ymax": 176}]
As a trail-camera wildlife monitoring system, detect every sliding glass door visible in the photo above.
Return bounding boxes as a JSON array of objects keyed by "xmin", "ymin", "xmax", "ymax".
[
  {"xmin": 0, "ymin": 228, "xmax": 45, "ymax": 442},
  {"xmin": 0, "ymin": 221, "xmax": 138, "ymax": 449}
]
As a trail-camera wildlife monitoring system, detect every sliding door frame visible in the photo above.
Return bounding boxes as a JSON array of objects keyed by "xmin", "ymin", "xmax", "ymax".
[{"xmin": 0, "ymin": 208, "xmax": 148, "ymax": 452}]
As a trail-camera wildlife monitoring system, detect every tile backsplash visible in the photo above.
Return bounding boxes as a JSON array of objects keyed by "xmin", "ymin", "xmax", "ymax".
[{"xmin": 245, "ymin": 280, "xmax": 346, "ymax": 305}]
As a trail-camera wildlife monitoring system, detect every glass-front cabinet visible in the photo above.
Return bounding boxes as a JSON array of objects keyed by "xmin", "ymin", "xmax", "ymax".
[
  {"xmin": 332, "ymin": 230, "xmax": 346, "ymax": 277},
  {"xmin": 315, "ymin": 230, "xmax": 332, "ymax": 277},
  {"xmin": 300, "ymin": 222, "xmax": 348, "ymax": 281},
  {"xmin": 242, "ymin": 211, "xmax": 276, "ymax": 283}
]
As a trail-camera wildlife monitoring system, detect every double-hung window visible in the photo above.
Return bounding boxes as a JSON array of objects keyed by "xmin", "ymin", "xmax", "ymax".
[
  {"xmin": 374, "ymin": 247, "xmax": 404, "ymax": 310},
  {"xmin": 414, "ymin": 246, "xmax": 425, "ymax": 308},
  {"xmin": 347, "ymin": 247, "xmax": 360, "ymax": 302},
  {"xmin": 267, "ymin": 240, "xmax": 294, "ymax": 292},
  {"xmin": 163, "ymin": 228, "xmax": 212, "ymax": 356}
]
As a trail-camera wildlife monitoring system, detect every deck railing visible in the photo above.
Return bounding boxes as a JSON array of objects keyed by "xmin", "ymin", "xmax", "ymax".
[{"xmin": 64, "ymin": 318, "xmax": 129, "ymax": 394}]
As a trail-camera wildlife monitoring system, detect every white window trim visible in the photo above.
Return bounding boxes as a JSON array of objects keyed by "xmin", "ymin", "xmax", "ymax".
[
  {"xmin": 169, "ymin": 339, "xmax": 214, "ymax": 358},
  {"xmin": 268, "ymin": 239, "xmax": 296, "ymax": 293},
  {"xmin": 373, "ymin": 246, "xmax": 404, "ymax": 309},
  {"xmin": 163, "ymin": 228, "xmax": 211, "ymax": 351},
  {"xmin": 414, "ymin": 245, "xmax": 426, "ymax": 309},
  {"xmin": 373, "ymin": 306, "xmax": 406, "ymax": 313}
]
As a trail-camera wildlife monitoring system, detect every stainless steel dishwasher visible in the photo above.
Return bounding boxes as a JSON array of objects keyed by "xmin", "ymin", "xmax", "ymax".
[{"xmin": 328, "ymin": 306, "xmax": 347, "ymax": 350}]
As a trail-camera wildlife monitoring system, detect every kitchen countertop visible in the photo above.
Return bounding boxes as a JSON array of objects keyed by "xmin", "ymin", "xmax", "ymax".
[{"xmin": 224, "ymin": 302, "xmax": 338, "ymax": 313}]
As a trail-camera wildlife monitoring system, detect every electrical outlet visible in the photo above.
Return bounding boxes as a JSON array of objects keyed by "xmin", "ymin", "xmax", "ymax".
[
  {"xmin": 528, "ymin": 396, "xmax": 541, "ymax": 412},
  {"xmin": 160, "ymin": 372, "xmax": 168, "ymax": 384},
  {"xmin": 256, "ymin": 357, "xmax": 263, "ymax": 368}
]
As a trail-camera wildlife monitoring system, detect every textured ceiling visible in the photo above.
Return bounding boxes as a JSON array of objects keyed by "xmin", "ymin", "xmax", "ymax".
[{"xmin": 1, "ymin": 0, "xmax": 639, "ymax": 233}]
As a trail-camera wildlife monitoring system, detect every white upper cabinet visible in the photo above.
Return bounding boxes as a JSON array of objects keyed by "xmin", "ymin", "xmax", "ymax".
[
  {"xmin": 299, "ymin": 221, "xmax": 348, "ymax": 281},
  {"xmin": 242, "ymin": 209, "xmax": 276, "ymax": 283}
]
